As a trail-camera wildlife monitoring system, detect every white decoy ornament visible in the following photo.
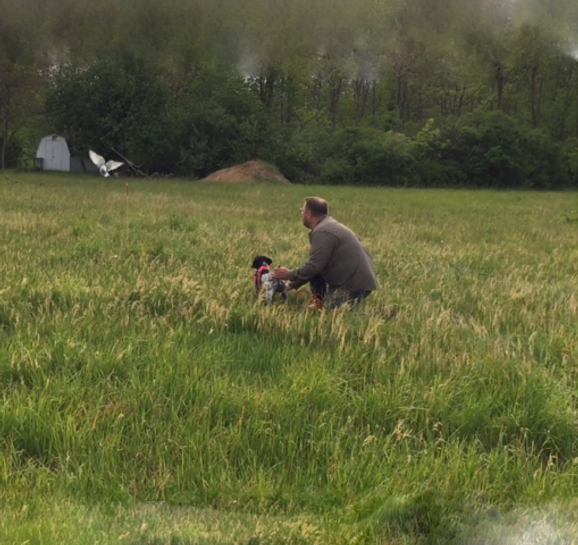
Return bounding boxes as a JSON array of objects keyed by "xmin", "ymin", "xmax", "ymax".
[{"xmin": 89, "ymin": 150, "xmax": 124, "ymax": 177}]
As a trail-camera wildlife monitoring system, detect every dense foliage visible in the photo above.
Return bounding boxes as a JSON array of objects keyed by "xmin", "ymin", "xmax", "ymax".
[{"xmin": 1, "ymin": 0, "xmax": 577, "ymax": 187}]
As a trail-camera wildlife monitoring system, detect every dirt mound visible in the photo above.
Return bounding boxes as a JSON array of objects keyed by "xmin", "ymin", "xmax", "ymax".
[{"xmin": 199, "ymin": 160, "xmax": 290, "ymax": 184}]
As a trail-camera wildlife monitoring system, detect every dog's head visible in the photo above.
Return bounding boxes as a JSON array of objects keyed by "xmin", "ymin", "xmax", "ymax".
[{"xmin": 252, "ymin": 255, "xmax": 273, "ymax": 270}]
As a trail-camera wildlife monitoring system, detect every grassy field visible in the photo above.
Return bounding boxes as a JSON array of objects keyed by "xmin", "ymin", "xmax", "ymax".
[{"xmin": 0, "ymin": 171, "xmax": 577, "ymax": 544}]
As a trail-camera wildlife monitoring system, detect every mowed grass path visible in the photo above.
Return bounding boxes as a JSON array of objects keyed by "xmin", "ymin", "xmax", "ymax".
[{"xmin": 0, "ymin": 172, "xmax": 577, "ymax": 544}]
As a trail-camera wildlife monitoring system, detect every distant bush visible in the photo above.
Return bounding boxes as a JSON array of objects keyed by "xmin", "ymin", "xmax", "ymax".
[
  {"xmin": 425, "ymin": 111, "xmax": 571, "ymax": 188},
  {"xmin": 262, "ymin": 108, "xmax": 331, "ymax": 184},
  {"xmin": 409, "ymin": 118, "xmax": 465, "ymax": 187},
  {"xmin": 320, "ymin": 127, "xmax": 417, "ymax": 186},
  {"xmin": 563, "ymin": 138, "xmax": 578, "ymax": 187},
  {"xmin": 177, "ymin": 103, "xmax": 251, "ymax": 176},
  {"xmin": 45, "ymin": 60, "xmax": 171, "ymax": 170},
  {"xmin": 290, "ymin": 112, "xmax": 572, "ymax": 189},
  {"xmin": 0, "ymin": 136, "xmax": 23, "ymax": 168},
  {"xmin": 173, "ymin": 69, "xmax": 268, "ymax": 177}
]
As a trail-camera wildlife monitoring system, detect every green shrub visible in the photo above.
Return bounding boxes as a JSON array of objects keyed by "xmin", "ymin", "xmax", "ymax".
[
  {"xmin": 430, "ymin": 111, "xmax": 570, "ymax": 188},
  {"xmin": 262, "ymin": 108, "xmax": 331, "ymax": 184},
  {"xmin": 45, "ymin": 60, "xmax": 171, "ymax": 170},
  {"xmin": 563, "ymin": 138, "xmax": 578, "ymax": 187},
  {"xmin": 320, "ymin": 127, "xmax": 417, "ymax": 186},
  {"xmin": 410, "ymin": 119, "xmax": 465, "ymax": 186},
  {"xmin": 0, "ymin": 136, "xmax": 24, "ymax": 168}
]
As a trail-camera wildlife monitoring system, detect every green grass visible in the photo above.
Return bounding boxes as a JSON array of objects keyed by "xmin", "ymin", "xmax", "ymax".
[{"xmin": 1, "ymin": 171, "xmax": 578, "ymax": 544}]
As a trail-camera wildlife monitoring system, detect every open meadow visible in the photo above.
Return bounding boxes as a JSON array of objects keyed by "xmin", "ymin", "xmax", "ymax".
[{"xmin": 0, "ymin": 172, "xmax": 577, "ymax": 544}]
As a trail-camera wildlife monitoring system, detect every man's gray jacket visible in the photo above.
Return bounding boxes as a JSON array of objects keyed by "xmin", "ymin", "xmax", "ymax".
[{"xmin": 287, "ymin": 216, "xmax": 378, "ymax": 292}]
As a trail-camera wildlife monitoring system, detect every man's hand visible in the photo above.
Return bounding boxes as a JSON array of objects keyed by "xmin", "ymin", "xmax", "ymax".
[{"xmin": 272, "ymin": 267, "xmax": 290, "ymax": 280}]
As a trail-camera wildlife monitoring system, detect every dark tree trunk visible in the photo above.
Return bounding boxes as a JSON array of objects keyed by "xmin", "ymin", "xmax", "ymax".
[
  {"xmin": 330, "ymin": 77, "xmax": 343, "ymax": 132},
  {"xmin": 1, "ymin": 114, "xmax": 8, "ymax": 170},
  {"xmin": 353, "ymin": 79, "xmax": 370, "ymax": 123}
]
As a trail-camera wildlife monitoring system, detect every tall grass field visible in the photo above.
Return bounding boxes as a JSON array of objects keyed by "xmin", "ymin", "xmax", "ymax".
[{"xmin": 1, "ymin": 172, "xmax": 577, "ymax": 544}]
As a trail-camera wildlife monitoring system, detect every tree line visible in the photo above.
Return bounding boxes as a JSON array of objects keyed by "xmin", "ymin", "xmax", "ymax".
[{"xmin": 1, "ymin": 0, "xmax": 577, "ymax": 187}]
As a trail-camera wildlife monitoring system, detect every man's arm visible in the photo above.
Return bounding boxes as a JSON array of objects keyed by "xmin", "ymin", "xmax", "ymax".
[{"xmin": 285, "ymin": 231, "xmax": 335, "ymax": 288}]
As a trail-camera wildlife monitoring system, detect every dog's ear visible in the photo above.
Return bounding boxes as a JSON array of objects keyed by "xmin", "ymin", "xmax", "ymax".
[{"xmin": 252, "ymin": 255, "xmax": 273, "ymax": 268}]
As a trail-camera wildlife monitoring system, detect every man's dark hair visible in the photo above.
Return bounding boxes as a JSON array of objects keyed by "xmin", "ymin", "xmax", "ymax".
[{"xmin": 304, "ymin": 197, "xmax": 328, "ymax": 217}]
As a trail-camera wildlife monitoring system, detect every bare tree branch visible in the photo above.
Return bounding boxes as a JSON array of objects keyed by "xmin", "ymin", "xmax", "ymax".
[{"xmin": 111, "ymin": 147, "xmax": 150, "ymax": 178}]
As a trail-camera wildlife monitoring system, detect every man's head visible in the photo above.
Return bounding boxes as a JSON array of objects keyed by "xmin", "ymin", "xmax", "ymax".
[{"xmin": 301, "ymin": 197, "xmax": 328, "ymax": 229}]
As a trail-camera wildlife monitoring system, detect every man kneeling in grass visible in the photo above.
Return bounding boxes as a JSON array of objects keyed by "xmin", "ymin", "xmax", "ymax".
[{"xmin": 273, "ymin": 197, "xmax": 378, "ymax": 310}]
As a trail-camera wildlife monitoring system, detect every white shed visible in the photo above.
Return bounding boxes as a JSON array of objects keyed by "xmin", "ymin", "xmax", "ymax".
[{"xmin": 37, "ymin": 135, "xmax": 71, "ymax": 171}]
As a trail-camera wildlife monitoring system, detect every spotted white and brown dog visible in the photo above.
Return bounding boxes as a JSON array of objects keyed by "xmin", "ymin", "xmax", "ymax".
[{"xmin": 252, "ymin": 255, "xmax": 289, "ymax": 304}]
